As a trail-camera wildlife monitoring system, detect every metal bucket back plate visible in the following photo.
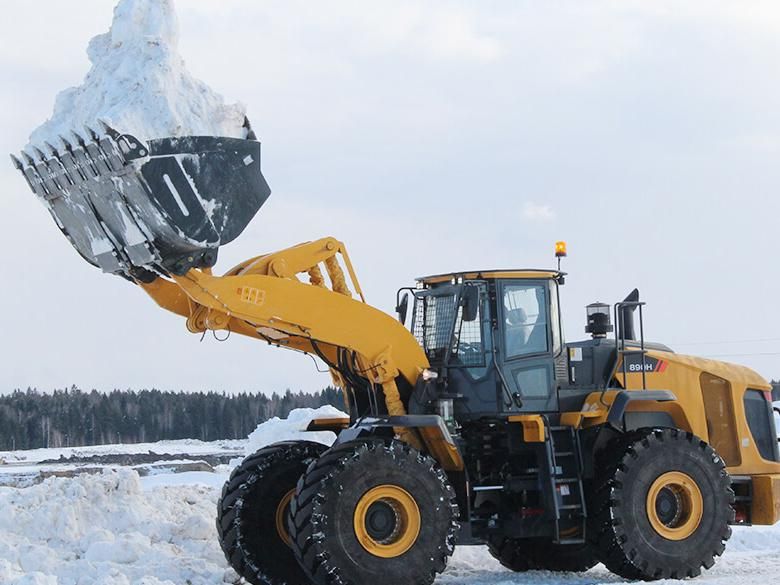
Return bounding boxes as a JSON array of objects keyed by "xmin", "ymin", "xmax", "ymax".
[{"xmin": 12, "ymin": 126, "xmax": 271, "ymax": 277}]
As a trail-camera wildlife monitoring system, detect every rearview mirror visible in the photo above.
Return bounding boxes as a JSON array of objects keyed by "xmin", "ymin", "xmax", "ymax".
[
  {"xmin": 396, "ymin": 293, "xmax": 410, "ymax": 325},
  {"xmin": 461, "ymin": 286, "xmax": 480, "ymax": 322}
]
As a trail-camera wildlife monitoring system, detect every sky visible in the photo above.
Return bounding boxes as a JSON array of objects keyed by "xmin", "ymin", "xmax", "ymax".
[{"xmin": 1, "ymin": 0, "xmax": 778, "ymax": 394}]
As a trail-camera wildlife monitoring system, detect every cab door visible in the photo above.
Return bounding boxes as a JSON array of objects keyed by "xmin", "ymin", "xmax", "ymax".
[{"xmin": 497, "ymin": 280, "xmax": 558, "ymax": 413}]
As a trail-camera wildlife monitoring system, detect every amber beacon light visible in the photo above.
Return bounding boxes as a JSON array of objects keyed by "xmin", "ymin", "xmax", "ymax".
[{"xmin": 555, "ymin": 241, "xmax": 567, "ymax": 270}]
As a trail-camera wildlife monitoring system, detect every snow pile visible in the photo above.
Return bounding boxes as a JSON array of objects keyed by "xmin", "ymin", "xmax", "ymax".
[
  {"xmin": 26, "ymin": 0, "xmax": 246, "ymax": 152},
  {"xmin": 2, "ymin": 467, "xmax": 780, "ymax": 584},
  {"xmin": 0, "ymin": 469, "xmax": 236, "ymax": 585},
  {"xmin": 245, "ymin": 406, "xmax": 348, "ymax": 454}
]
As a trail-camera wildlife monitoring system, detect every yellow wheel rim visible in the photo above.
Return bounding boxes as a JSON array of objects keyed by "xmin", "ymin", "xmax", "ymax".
[
  {"xmin": 353, "ymin": 485, "xmax": 421, "ymax": 559},
  {"xmin": 275, "ymin": 489, "xmax": 295, "ymax": 547},
  {"xmin": 646, "ymin": 471, "xmax": 704, "ymax": 541}
]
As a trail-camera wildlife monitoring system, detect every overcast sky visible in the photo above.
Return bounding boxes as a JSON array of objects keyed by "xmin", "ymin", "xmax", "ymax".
[{"xmin": 1, "ymin": 1, "xmax": 778, "ymax": 395}]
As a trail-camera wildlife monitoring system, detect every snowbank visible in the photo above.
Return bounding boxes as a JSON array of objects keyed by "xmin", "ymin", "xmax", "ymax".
[
  {"xmin": 2, "ymin": 468, "xmax": 779, "ymax": 585},
  {"xmin": 26, "ymin": 0, "xmax": 246, "ymax": 152},
  {"xmin": 0, "ymin": 469, "xmax": 237, "ymax": 585},
  {"xmin": 245, "ymin": 406, "xmax": 348, "ymax": 455}
]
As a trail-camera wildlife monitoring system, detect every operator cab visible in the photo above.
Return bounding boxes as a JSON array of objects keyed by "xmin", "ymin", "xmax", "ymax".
[{"xmin": 404, "ymin": 270, "xmax": 566, "ymax": 419}]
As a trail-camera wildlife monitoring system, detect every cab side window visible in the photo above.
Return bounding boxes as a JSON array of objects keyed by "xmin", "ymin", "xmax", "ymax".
[{"xmin": 503, "ymin": 284, "xmax": 548, "ymax": 358}]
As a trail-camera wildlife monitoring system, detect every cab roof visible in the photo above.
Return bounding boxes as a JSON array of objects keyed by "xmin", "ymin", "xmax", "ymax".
[{"xmin": 417, "ymin": 269, "xmax": 564, "ymax": 285}]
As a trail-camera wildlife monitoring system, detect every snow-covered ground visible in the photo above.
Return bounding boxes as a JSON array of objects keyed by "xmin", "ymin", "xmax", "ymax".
[
  {"xmin": 0, "ymin": 438, "xmax": 246, "ymax": 466},
  {"xmin": 1, "ymin": 467, "xmax": 779, "ymax": 585},
  {"xmin": 0, "ymin": 439, "xmax": 244, "ymax": 490},
  {"xmin": 0, "ymin": 406, "xmax": 778, "ymax": 585}
]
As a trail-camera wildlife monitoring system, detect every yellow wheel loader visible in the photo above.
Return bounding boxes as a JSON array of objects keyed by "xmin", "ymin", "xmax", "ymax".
[{"xmin": 13, "ymin": 128, "xmax": 780, "ymax": 585}]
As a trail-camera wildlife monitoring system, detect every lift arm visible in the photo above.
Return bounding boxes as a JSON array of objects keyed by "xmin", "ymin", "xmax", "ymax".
[{"xmin": 138, "ymin": 236, "xmax": 430, "ymax": 443}]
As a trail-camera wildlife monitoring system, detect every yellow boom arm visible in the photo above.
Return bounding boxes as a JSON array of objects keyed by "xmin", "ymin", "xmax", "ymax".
[{"xmin": 138, "ymin": 236, "xmax": 429, "ymax": 443}]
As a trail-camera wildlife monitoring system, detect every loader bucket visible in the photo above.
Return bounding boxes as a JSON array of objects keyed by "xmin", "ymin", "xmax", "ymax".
[{"xmin": 11, "ymin": 120, "xmax": 271, "ymax": 279}]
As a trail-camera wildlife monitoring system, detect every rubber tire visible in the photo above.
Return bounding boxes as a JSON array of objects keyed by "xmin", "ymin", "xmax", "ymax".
[
  {"xmin": 588, "ymin": 428, "xmax": 734, "ymax": 581},
  {"xmin": 217, "ymin": 440, "xmax": 327, "ymax": 585},
  {"xmin": 289, "ymin": 439, "xmax": 460, "ymax": 585},
  {"xmin": 488, "ymin": 537, "xmax": 597, "ymax": 572}
]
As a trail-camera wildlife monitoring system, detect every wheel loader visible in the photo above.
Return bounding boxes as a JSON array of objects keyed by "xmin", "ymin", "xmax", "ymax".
[{"xmin": 13, "ymin": 127, "xmax": 780, "ymax": 585}]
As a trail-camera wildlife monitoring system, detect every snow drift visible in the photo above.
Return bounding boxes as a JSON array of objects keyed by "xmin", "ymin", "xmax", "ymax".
[
  {"xmin": 26, "ymin": 0, "xmax": 246, "ymax": 152},
  {"xmin": 0, "ymin": 469, "xmax": 236, "ymax": 585}
]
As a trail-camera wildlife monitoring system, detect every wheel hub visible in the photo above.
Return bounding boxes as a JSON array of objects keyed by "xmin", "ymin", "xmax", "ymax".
[
  {"xmin": 646, "ymin": 471, "xmax": 703, "ymax": 541},
  {"xmin": 365, "ymin": 501, "xmax": 400, "ymax": 543},
  {"xmin": 655, "ymin": 486, "xmax": 683, "ymax": 526},
  {"xmin": 353, "ymin": 485, "xmax": 421, "ymax": 558}
]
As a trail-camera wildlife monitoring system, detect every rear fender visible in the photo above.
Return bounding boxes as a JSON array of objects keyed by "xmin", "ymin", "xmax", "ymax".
[{"xmin": 561, "ymin": 389, "xmax": 688, "ymax": 431}]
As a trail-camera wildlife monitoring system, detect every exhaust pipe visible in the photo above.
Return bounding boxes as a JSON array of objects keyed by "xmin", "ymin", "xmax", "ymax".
[{"xmin": 619, "ymin": 288, "xmax": 640, "ymax": 341}]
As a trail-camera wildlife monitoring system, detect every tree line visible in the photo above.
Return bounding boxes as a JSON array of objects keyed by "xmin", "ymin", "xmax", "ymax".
[
  {"xmin": 1, "ymin": 380, "xmax": 776, "ymax": 452},
  {"xmin": 0, "ymin": 386, "xmax": 345, "ymax": 451}
]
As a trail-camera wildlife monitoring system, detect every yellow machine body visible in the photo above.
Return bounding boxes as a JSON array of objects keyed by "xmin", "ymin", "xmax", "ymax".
[
  {"xmin": 137, "ymin": 237, "xmax": 779, "ymax": 526},
  {"xmin": 140, "ymin": 236, "xmax": 430, "ymax": 448},
  {"xmin": 560, "ymin": 349, "xmax": 780, "ymax": 524}
]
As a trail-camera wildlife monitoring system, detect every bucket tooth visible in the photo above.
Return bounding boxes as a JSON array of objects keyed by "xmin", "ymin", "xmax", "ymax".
[
  {"xmin": 99, "ymin": 120, "xmax": 122, "ymax": 140},
  {"xmin": 11, "ymin": 153, "xmax": 36, "ymax": 193},
  {"xmin": 83, "ymin": 125, "xmax": 99, "ymax": 140},
  {"xmin": 81, "ymin": 126, "xmax": 111, "ymax": 173},
  {"xmin": 32, "ymin": 146, "xmax": 47, "ymax": 163},
  {"xmin": 71, "ymin": 130, "xmax": 87, "ymax": 148},
  {"xmin": 58, "ymin": 137, "xmax": 88, "ymax": 183},
  {"xmin": 41, "ymin": 144, "xmax": 72, "ymax": 187},
  {"xmin": 18, "ymin": 151, "xmax": 49, "ymax": 198},
  {"xmin": 83, "ymin": 140, "xmax": 111, "ymax": 174},
  {"xmin": 94, "ymin": 134, "xmax": 125, "ymax": 173},
  {"xmin": 32, "ymin": 148, "xmax": 65, "ymax": 193},
  {"xmin": 58, "ymin": 135, "xmax": 74, "ymax": 151},
  {"xmin": 70, "ymin": 131, "xmax": 100, "ymax": 177}
]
